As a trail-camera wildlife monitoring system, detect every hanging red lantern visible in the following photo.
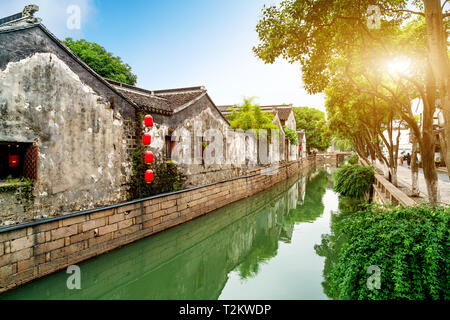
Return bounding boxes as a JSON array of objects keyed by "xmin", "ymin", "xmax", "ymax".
[
  {"xmin": 9, "ymin": 155, "xmax": 19, "ymax": 168},
  {"xmin": 299, "ymin": 146, "xmax": 302, "ymax": 151},
  {"xmin": 143, "ymin": 133, "xmax": 151, "ymax": 146},
  {"xmin": 145, "ymin": 169, "xmax": 154, "ymax": 183},
  {"xmin": 145, "ymin": 151, "xmax": 154, "ymax": 165},
  {"xmin": 144, "ymin": 115, "xmax": 153, "ymax": 127}
]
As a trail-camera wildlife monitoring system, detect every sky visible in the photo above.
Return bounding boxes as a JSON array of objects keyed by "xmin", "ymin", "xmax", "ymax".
[{"xmin": 0, "ymin": 0, "xmax": 326, "ymax": 112}]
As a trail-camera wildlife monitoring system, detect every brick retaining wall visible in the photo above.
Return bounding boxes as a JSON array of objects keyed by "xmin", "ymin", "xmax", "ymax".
[{"xmin": 0, "ymin": 156, "xmax": 329, "ymax": 293}]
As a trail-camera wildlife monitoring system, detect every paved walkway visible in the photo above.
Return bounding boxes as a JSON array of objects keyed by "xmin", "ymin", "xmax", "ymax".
[{"xmin": 376, "ymin": 160, "xmax": 450, "ymax": 205}]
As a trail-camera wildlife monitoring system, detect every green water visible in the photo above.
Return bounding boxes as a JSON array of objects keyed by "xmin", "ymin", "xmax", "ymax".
[{"xmin": 1, "ymin": 165, "xmax": 339, "ymax": 300}]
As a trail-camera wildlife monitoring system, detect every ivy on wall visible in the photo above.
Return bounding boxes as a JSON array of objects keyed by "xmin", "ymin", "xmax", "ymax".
[{"xmin": 283, "ymin": 125, "xmax": 299, "ymax": 145}]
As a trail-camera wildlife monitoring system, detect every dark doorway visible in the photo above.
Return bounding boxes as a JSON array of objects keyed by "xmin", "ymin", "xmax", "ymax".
[{"xmin": 0, "ymin": 142, "xmax": 36, "ymax": 180}]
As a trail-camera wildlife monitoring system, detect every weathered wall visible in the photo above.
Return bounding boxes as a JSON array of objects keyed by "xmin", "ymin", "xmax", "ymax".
[
  {"xmin": 0, "ymin": 158, "xmax": 322, "ymax": 293},
  {"xmin": 0, "ymin": 186, "xmax": 34, "ymax": 225},
  {"xmin": 0, "ymin": 52, "xmax": 133, "ymax": 223},
  {"xmin": 0, "ymin": 25, "xmax": 135, "ymax": 120}
]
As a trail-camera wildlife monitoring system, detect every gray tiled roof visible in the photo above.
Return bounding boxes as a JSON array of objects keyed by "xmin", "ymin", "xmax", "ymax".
[
  {"xmin": 154, "ymin": 89, "xmax": 205, "ymax": 110},
  {"xmin": 114, "ymin": 87, "xmax": 172, "ymax": 115},
  {"xmin": 108, "ymin": 80, "xmax": 208, "ymax": 115}
]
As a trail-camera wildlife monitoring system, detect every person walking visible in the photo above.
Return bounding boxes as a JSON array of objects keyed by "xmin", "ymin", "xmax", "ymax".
[{"xmin": 406, "ymin": 153, "xmax": 411, "ymax": 168}]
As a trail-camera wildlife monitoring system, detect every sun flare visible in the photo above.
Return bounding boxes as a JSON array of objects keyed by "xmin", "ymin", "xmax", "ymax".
[{"xmin": 386, "ymin": 58, "xmax": 412, "ymax": 74}]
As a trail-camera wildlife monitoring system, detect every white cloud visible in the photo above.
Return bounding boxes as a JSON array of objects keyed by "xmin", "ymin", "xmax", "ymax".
[{"xmin": 0, "ymin": 0, "xmax": 96, "ymax": 39}]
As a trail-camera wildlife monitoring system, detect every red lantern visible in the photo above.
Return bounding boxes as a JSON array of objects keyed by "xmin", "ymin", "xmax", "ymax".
[
  {"xmin": 9, "ymin": 155, "xmax": 19, "ymax": 168},
  {"xmin": 299, "ymin": 146, "xmax": 302, "ymax": 151},
  {"xmin": 145, "ymin": 169, "xmax": 154, "ymax": 183},
  {"xmin": 145, "ymin": 151, "xmax": 154, "ymax": 165},
  {"xmin": 144, "ymin": 115, "xmax": 153, "ymax": 127},
  {"xmin": 143, "ymin": 133, "xmax": 151, "ymax": 146}
]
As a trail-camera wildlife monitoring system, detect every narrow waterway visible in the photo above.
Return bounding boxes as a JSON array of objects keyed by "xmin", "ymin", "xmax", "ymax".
[{"xmin": 1, "ymin": 165, "xmax": 339, "ymax": 300}]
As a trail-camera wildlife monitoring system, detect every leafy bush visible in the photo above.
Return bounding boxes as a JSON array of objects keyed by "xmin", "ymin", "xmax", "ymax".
[
  {"xmin": 315, "ymin": 204, "xmax": 450, "ymax": 300},
  {"xmin": 129, "ymin": 146, "xmax": 186, "ymax": 199},
  {"xmin": 347, "ymin": 154, "xmax": 359, "ymax": 165},
  {"xmin": 283, "ymin": 125, "xmax": 299, "ymax": 145},
  {"xmin": 333, "ymin": 164, "xmax": 374, "ymax": 199}
]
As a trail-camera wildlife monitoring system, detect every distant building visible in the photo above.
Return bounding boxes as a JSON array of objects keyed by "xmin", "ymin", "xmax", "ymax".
[{"xmin": 218, "ymin": 104, "xmax": 299, "ymax": 161}]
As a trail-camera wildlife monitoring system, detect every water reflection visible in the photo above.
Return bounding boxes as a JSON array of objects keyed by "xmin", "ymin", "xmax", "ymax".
[
  {"xmin": 314, "ymin": 195, "xmax": 366, "ymax": 299},
  {"xmin": 1, "ymin": 166, "xmax": 335, "ymax": 300}
]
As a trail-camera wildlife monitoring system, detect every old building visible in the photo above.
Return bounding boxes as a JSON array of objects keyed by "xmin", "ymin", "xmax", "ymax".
[
  {"xmin": 218, "ymin": 104, "xmax": 300, "ymax": 161},
  {"xmin": 297, "ymin": 130, "xmax": 307, "ymax": 159},
  {"xmin": 0, "ymin": 9, "xmax": 140, "ymax": 225},
  {"xmin": 0, "ymin": 7, "xmax": 263, "ymax": 225},
  {"xmin": 107, "ymin": 80, "xmax": 254, "ymax": 187}
]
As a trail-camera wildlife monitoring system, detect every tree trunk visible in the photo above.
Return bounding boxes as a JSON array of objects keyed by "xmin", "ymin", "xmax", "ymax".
[
  {"xmin": 411, "ymin": 131, "xmax": 420, "ymax": 196},
  {"xmin": 423, "ymin": 0, "xmax": 450, "ymax": 178},
  {"xmin": 420, "ymin": 92, "xmax": 440, "ymax": 205},
  {"xmin": 390, "ymin": 167, "xmax": 398, "ymax": 186},
  {"xmin": 439, "ymin": 132, "xmax": 449, "ymax": 177}
]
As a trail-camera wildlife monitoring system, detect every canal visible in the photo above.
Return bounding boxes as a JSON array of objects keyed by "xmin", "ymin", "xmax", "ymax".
[{"xmin": 1, "ymin": 165, "xmax": 339, "ymax": 300}]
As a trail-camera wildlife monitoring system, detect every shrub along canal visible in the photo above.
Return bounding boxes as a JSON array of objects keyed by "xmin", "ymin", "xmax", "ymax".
[{"xmin": 0, "ymin": 165, "xmax": 340, "ymax": 300}]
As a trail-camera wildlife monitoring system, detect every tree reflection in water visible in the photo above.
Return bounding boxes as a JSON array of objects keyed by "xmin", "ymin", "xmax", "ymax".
[
  {"xmin": 314, "ymin": 196, "xmax": 365, "ymax": 299},
  {"xmin": 237, "ymin": 168, "xmax": 331, "ymax": 280}
]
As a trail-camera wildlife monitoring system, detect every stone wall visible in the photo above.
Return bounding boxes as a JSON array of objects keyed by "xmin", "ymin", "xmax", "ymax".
[
  {"xmin": 2, "ymin": 171, "xmax": 304, "ymax": 299},
  {"xmin": 0, "ymin": 157, "xmax": 323, "ymax": 293}
]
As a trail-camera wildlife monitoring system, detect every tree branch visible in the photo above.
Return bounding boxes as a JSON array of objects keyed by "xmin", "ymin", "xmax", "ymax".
[{"xmin": 380, "ymin": 8, "xmax": 425, "ymax": 17}]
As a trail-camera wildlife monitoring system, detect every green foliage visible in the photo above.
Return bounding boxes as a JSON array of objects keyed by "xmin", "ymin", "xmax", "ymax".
[
  {"xmin": 347, "ymin": 154, "xmax": 359, "ymax": 165},
  {"xmin": 283, "ymin": 125, "xmax": 298, "ymax": 145},
  {"xmin": 333, "ymin": 164, "xmax": 374, "ymax": 199},
  {"xmin": 315, "ymin": 204, "xmax": 450, "ymax": 300},
  {"xmin": 293, "ymin": 107, "xmax": 330, "ymax": 152},
  {"xmin": 332, "ymin": 137, "xmax": 354, "ymax": 152},
  {"xmin": 337, "ymin": 196, "xmax": 366, "ymax": 214},
  {"xmin": 284, "ymin": 169, "xmax": 331, "ymax": 225},
  {"xmin": 129, "ymin": 146, "xmax": 186, "ymax": 199},
  {"xmin": 0, "ymin": 176, "xmax": 34, "ymax": 193},
  {"xmin": 63, "ymin": 38, "xmax": 137, "ymax": 85},
  {"xmin": 227, "ymin": 97, "xmax": 278, "ymax": 132}
]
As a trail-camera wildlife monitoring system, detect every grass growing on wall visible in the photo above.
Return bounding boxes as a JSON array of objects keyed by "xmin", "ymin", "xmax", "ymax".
[
  {"xmin": 129, "ymin": 146, "xmax": 186, "ymax": 199},
  {"xmin": 0, "ymin": 176, "xmax": 33, "ymax": 192},
  {"xmin": 315, "ymin": 204, "xmax": 450, "ymax": 300},
  {"xmin": 283, "ymin": 125, "xmax": 299, "ymax": 145}
]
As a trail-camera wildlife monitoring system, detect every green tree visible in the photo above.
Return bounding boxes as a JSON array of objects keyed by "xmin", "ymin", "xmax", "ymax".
[
  {"xmin": 227, "ymin": 97, "xmax": 278, "ymax": 132},
  {"xmin": 332, "ymin": 137, "xmax": 354, "ymax": 152},
  {"xmin": 293, "ymin": 106, "xmax": 330, "ymax": 152},
  {"xmin": 253, "ymin": 1, "xmax": 444, "ymax": 204},
  {"xmin": 63, "ymin": 38, "xmax": 137, "ymax": 85}
]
